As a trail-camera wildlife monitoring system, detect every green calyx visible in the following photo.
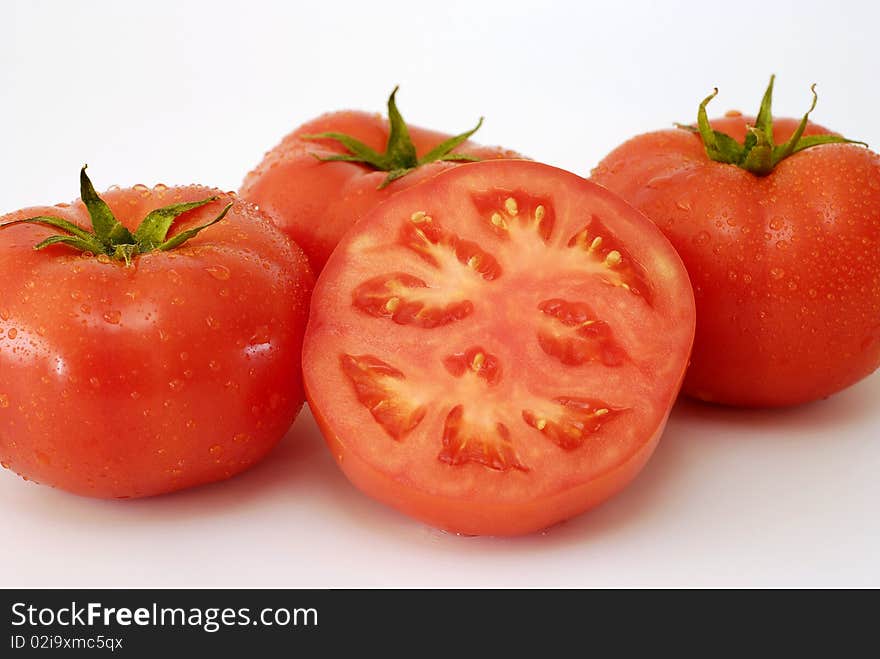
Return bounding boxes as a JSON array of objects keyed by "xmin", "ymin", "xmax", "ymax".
[
  {"xmin": 0, "ymin": 166, "xmax": 231, "ymax": 265},
  {"xmin": 677, "ymin": 75, "xmax": 867, "ymax": 176},
  {"xmin": 302, "ymin": 86, "xmax": 484, "ymax": 189}
]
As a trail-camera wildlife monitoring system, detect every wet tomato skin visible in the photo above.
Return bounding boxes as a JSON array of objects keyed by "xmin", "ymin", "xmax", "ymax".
[
  {"xmin": 0, "ymin": 187, "xmax": 313, "ymax": 498},
  {"xmin": 593, "ymin": 117, "xmax": 880, "ymax": 407},
  {"xmin": 239, "ymin": 110, "xmax": 519, "ymax": 273},
  {"xmin": 303, "ymin": 160, "xmax": 695, "ymax": 536}
]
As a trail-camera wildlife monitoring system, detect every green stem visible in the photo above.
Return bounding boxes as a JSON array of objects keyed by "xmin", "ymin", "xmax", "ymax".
[
  {"xmin": 0, "ymin": 166, "xmax": 231, "ymax": 265},
  {"xmin": 303, "ymin": 87, "xmax": 485, "ymax": 189},
  {"xmin": 681, "ymin": 75, "xmax": 867, "ymax": 176}
]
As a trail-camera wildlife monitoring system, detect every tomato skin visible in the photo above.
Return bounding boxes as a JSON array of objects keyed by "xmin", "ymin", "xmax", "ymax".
[
  {"xmin": 239, "ymin": 110, "xmax": 519, "ymax": 273},
  {"xmin": 593, "ymin": 117, "xmax": 880, "ymax": 407},
  {"xmin": 303, "ymin": 160, "xmax": 695, "ymax": 535},
  {"xmin": 0, "ymin": 187, "xmax": 313, "ymax": 498}
]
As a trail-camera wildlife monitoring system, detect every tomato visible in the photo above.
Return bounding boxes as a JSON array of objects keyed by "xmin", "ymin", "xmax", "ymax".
[
  {"xmin": 239, "ymin": 87, "xmax": 520, "ymax": 273},
  {"xmin": 593, "ymin": 76, "xmax": 880, "ymax": 407},
  {"xmin": 302, "ymin": 160, "xmax": 695, "ymax": 535},
  {"xmin": 0, "ymin": 168, "xmax": 313, "ymax": 498}
]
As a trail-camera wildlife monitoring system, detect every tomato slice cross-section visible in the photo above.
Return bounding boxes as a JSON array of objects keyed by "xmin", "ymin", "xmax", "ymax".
[{"xmin": 303, "ymin": 160, "xmax": 695, "ymax": 536}]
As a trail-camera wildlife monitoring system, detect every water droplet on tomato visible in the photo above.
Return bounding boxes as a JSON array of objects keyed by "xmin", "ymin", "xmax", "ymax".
[
  {"xmin": 205, "ymin": 265, "xmax": 231, "ymax": 281},
  {"xmin": 233, "ymin": 433, "xmax": 250, "ymax": 443},
  {"xmin": 103, "ymin": 310, "xmax": 121, "ymax": 324},
  {"xmin": 692, "ymin": 231, "xmax": 710, "ymax": 246},
  {"xmin": 208, "ymin": 360, "xmax": 221, "ymax": 371},
  {"xmin": 0, "ymin": 393, "xmax": 9, "ymax": 408},
  {"xmin": 155, "ymin": 183, "xmax": 168, "ymax": 192},
  {"xmin": 209, "ymin": 445, "xmax": 223, "ymax": 455},
  {"xmin": 96, "ymin": 253, "xmax": 111, "ymax": 264},
  {"xmin": 168, "ymin": 379, "xmax": 184, "ymax": 391},
  {"xmin": 770, "ymin": 268, "xmax": 785, "ymax": 280},
  {"xmin": 89, "ymin": 376, "xmax": 101, "ymax": 388},
  {"xmin": 249, "ymin": 325, "xmax": 270, "ymax": 344},
  {"xmin": 0, "ymin": 309, "xmax": 9, "ymax": 321},
  {"xmin": 205, "ymin": 316, "xmax": 218, "ymax": 329},
  {"xmin": 769, "ymin": 217, "xmax": 784, "ymax": 231},
  {"xmin": 7, "ymin": 328, "xmax": 17, "ymax": 339}
]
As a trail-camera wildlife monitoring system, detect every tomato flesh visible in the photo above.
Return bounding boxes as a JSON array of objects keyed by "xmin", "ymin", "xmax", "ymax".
[{"xmin": 303, "ymin": 161, "xmax": 695, "ymax": 535}]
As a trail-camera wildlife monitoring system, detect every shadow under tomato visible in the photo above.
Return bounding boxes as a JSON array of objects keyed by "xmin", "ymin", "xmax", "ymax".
[
  {"xmin": 482, "ymin": 372, "xmax": 880, "ymax": 549},
  {"xmin": 10, "ymin": 407, "xmax": 345, "ymax": 524},
  {"xmin": 669, "ymin": 372, "xmax": 880, "ymax": 435},
  {"xmin": 11, "ymin": 371, "xmax": 879, "ymax": 556},
  {"xmin": 368, "ymin": 370, "xmax": 880, "ymax": 558}
]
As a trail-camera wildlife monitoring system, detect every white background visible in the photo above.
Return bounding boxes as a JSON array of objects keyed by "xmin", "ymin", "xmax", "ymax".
[{"xmin": 2, "ymin": 0, "xmax": 878, "ymax": 587}]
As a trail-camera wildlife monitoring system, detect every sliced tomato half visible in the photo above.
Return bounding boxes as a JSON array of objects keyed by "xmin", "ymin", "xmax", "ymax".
[{"xmin": 303, "ymin": 160, "xmax": 695, "ymax": 536}]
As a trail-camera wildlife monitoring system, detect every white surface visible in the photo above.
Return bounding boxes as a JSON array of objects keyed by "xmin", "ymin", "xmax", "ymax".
[{"xmin": 2, "ymin": 0, "xmax": 879, "ymax": 587}]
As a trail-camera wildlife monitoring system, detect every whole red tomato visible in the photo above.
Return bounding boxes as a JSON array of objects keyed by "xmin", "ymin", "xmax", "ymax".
[
  {"xmin": 240, "ymin": 87, "xmax": 520, "ymax": 273},
  {"xmin": 593, "ymin": 77, "xmax": 880, "ymax": 407},
  {"xmin": 0, "ymin": 168, "xmax": 313, "ymax": 497}
]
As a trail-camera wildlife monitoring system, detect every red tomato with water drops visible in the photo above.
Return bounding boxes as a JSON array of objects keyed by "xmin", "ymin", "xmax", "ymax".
[
  {"xmin": 240, "ymin": 87, "xmax": 520, "ymax": 273},
  {"xmin": 0, "ymin": 168, "xmax": 313, "ymax": 498},
  {"xmin": 593, "ymin": 76, "xmax": 880, "ymax": 407},
  {"xmin": 303, "ymin": 160, "xmax": 695, "ymax": 536}
]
